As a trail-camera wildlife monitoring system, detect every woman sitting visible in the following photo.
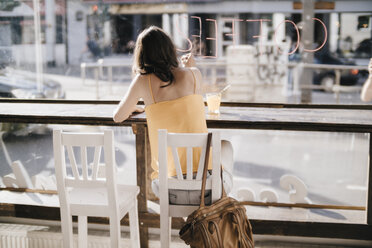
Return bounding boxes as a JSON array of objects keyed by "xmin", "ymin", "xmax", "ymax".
[{"xmin": 113, "ymin": 26, "xmax": 233, "ymax": 205}]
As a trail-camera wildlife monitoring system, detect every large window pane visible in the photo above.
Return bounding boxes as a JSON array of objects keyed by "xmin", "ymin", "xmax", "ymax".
[
  {"xmin": 0, "ymin": 122, "xmax": 369, "ymax": 224},
  {"xmin": 0, "ymin": 0, "xmax": 370, "ymax": 103}
]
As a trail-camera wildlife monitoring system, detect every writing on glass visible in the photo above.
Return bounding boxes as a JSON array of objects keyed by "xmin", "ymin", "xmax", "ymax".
[{"xmin": 175, "ymin": 16, "xmax": 328, "ymax": 58}]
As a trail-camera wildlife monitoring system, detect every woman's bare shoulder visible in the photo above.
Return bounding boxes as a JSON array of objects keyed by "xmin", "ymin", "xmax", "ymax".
[
  {"xmin": 179, "ymin": 67, "xmax": 203, "ymax": 94},
  {"xmin": 188, "ymin": 67, "xmax": 202, "ymax": 78},
  {"xmin": 174, "ymin": 67, "xmax": 201, "ymax": 78},
  {"xmin": 189, "ymin": 66, "xmax": 201, "ymax": 72},
  {"xmin": 131, "ymin": 73, "xmax": 149, "ymax": 87},
  {"xmin": 133, "ymin": 73, "xmax": 147, "ymax": 82}
]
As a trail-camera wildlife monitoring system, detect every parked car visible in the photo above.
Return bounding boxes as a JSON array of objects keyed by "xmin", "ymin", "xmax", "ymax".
[
  {"xmin": 0, "ymin": 67, "xmax": 65, "ymax": 99},
  {"xmin": 0, "ymin": 67, "xmax": 65, "ymax": 135},
  {"xmin": 313, "ymin": 50, "xmax": 360, "ymax": 91}
]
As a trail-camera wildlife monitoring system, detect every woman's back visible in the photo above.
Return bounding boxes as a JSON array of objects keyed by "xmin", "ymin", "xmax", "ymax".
[
  {"xmin": 144, "ymin": 68, "xmax": 210, "ymax": 179},
  {"xmin": 141, "ymin": 67, "xmax": 201, "ymax": 106}
]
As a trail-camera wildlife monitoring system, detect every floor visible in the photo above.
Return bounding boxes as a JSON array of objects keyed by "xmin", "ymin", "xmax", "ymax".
[{"xmin": 1, "ymin": 222, "xmax": 371, "ymax": 248}]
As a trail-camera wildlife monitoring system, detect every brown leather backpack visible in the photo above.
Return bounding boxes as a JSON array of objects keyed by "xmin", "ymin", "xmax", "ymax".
[{"xmin": 179, "ymin": 133, "xmax": 254, "ymax": 248}]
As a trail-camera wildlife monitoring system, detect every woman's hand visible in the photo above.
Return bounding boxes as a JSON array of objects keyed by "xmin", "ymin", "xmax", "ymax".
[
  {"xmin": 181, "ymin": 53, "xmax": 196, "ymax": 67},
  {"xmin": 132, "ymin": 106, "xmax": 144, "ymax": 115}
]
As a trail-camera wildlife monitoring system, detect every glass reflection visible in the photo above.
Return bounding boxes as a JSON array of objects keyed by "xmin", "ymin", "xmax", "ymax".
[{"xmin": 0, "ymin": 0, "xmax": 370, "ymax": 103}]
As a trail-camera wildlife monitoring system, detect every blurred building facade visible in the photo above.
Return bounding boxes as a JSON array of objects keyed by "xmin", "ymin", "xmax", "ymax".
[{"xmin": 0, "ymin": 0, "xmax": 371, "ymax": 66}]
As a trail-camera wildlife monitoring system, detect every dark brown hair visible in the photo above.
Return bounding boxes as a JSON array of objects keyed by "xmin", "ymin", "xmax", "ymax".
[{"xmin": 133, "ymin": 26, "xmax": 179, "ymax": 87}]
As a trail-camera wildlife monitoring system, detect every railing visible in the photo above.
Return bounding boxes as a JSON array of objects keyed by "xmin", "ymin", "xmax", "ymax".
[
  {"xmin": 298, "ymin": 63, "xmax": 367, "ymax": 101},
  {"xmin": 80, "ymin": 59, "xmax": 132, "ymax": 99},
  {"xmin": 80, "ymin": 58, "xmax": 368, "ymax": 101}
]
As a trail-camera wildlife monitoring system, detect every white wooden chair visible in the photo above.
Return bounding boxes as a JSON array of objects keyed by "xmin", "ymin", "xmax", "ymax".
[
  {"xmin": 158, "ymin": 129, "xmax": 222, "ymax": 247},
  {"xmin": 53, "ymin": 129, "xmax": 140, "ymax": 248}
]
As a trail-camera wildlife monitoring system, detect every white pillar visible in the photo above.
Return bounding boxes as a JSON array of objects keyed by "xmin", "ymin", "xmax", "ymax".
[
  {"xmin": 33, "ymin": 0, "xmax": 43, "ymax": 91},
  {"xmin": 273, "ymin": 13, "xmax": 285, "ymax": 43},
  {"xmin": 178, "ymin": 13, "xmax": 189, "ymax": 52},
  {"xmin": 217, "ymin": 15, "xmax": 223, "ymax": 58},
  {"xmin": 261, "ymin": 21, "xmax": 269, "ymax": 44},
  {"xmin": 67, "ymin": 2, "xmax": 87, "ymax": 65},
  {"xmin": 172, "ymin": 13, "xmax": 189, "ymax": 49},
  {"xmin": 172, "ymin": 14, "xmax": 182, "ymax": 47},
  {"xmin": 45, "ymin": 0, "xmax": 56, "ymax": 65},
  {"xmin": 180, "ymin": 13, "xmax": 188, "ymax": 41},
  {"xmin": 162, "ymin": 14, "xmax": 171, "ymax": 35},
  {"xmin": 103, "ymin": 20, "xmax": 111, "ymax": 49},
  {"xmin": 329, "ymin": 13, "xmax": 339, "ymax": 53}
]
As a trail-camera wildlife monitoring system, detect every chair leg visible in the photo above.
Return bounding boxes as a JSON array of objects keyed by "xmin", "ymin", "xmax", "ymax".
[
  {"xmin": 60, "ymin": 208, "xmax": 74, "ymax": 248},
  {"xmin": 128, "ymin": 199, "xmax": 140, "ymax": 248},
  {"xmin": 78, "ymin": 215, "xmax": 88, "ymax": 248},
  {"xmin": 160, "ymin": 213, "xmax": 171, "ymax": 248},
  {"xmin": 110, "ymin": 213, "xmax": 121, "ymax": 248}
]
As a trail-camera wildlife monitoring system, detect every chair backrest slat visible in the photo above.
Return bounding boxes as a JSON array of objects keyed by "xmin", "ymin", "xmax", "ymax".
[
  {"xmin": 65, "ymin": 178, "xmax": 106, "ymax": 188},
  {"xmin": 167, "ymin": 134, "xmax": 207, "ymax": 147},
  {"xmin": 92, "ymin": 146, "xmax": 101, "ymax": 180},
  {"xmin": 81, "ymin": 146, "xmax": 88, "ymax": 180},
  {"xmin": 186, "ymin": 147, "xmax": 193, "ymax": 180},
  {"xmin": 66, "ymin": 145, "xmax": 80, "ymax": 180},
  {"xmin": 61, "ymin": 133, "xmax": 104, "ymax": 147},
  {"xmin": 171, "ymin": 147, "xmax": 183, "ymax": 180},
  {"xmin": 195, "ymin": 144, "xmax": 206, "ymax": 180}
]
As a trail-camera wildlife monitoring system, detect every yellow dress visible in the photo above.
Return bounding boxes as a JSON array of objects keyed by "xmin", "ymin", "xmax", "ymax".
[{"xmin": 145, "ymin": 70, "xmax": 211, "ymax": 179}]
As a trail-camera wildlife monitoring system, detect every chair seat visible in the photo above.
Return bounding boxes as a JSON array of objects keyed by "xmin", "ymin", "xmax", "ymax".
[{"xmin": 69, "ymin": 185, "xmax": 139, "ymax": 217}]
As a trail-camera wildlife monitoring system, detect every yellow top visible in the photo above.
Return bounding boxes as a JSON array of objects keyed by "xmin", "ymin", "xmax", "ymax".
[{"xmin": 145, "ymin": 70, "xmax": 210, "ymax": 179}]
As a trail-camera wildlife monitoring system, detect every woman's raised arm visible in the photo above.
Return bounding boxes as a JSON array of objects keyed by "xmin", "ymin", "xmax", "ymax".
[
  {"xmin": 113, "ymin": 74, "xmax": 145, "ymax": 122},
  {"xmin": 361, "ymin": 58, "xmax": 372, "ymax": 102}
]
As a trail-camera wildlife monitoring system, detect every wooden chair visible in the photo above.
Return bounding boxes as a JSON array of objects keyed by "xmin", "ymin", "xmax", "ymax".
[
  {"xmin": 53, "ymin": 129, "xmax": 140, "ymax": 248},
  {"xmin": 158, "ymin": 129, "xmax": 222, "ymax": 247}
]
